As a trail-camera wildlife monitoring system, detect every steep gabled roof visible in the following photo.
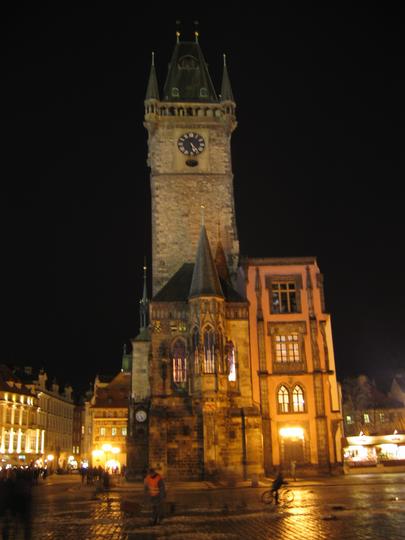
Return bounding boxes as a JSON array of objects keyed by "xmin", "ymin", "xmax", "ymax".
[
  {"xmin": 189, "ymin": 225, "xmax": 223, "ymax": 299},
  {"xmin": 163, "ymin": 41, "xmax": 218, "ymax": 103}
]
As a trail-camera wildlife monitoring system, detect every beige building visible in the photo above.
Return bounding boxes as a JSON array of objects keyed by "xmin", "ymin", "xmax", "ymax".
[
  {"xmin": 31, "ymin": 370, "xmax": 74, "ymax": 469},
  {"xmin": 89, "ymin": 371, "xmax": 130, "ymax": 472},
  {"xmin": 245, "ymin": 259, "xmax": 343, "ymax": 474},
  {"xmin": 0, "ymin": 365, "xmax": 41, "ymax": 467}
]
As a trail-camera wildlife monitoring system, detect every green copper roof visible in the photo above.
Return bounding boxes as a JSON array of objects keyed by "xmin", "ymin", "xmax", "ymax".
[
  {"xmin": 163, "ymin": 41, "xmax": 218, "ymax": 103},
  {"xmin": 220, "ymin": 54, "xmax": 235, "ymax": 102},
  {"xmin": 189, "ymin": 225, "xmax": 223, "ymax": 299},
  {"xmin": 145, "ymin": 52, "xmax": 160, "ymax": 100}
]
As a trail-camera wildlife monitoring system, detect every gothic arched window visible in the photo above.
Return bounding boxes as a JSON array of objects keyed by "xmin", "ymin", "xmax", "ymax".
[
  {"xmin": 226, "ymin": 340, "xmax": 237, "ymax": 382},
  {"xmin": 172, "ymin": 340, "xmax": 187, "ymax": 383},
  {"xmin": 278, "ymin": 385, "xmax": 290, "ymax": 413},
  {"xmin": 203, "ymin": 327, "xmax": 215, "ymax": 373},
  {"xmin": 192, "ymin": 328, "xmax": 199, "ymax": 374},
  {"xmin": 292, "ymin": 385, "xmax": 305, "ymax": 412}
]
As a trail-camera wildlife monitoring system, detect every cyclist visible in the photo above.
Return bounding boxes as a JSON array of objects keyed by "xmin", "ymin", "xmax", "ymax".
[{"xmin": 271, "ymin": 470, "xmax": 284, "ymax": 504}]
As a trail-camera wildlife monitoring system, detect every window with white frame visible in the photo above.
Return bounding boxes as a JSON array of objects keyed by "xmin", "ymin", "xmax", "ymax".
[
  {"xmin": 275, "ymin": 333, "xmax": 300, "ymax": 362},
  {"xmin": 292, "ymin": 385, "xmax": 305, "ymax": 412},
  {"xmin": 278, "ymin": 385, "xmax": 290, "ymax": 413}
]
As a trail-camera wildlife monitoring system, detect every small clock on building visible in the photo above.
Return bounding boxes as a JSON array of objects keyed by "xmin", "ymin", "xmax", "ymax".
[
  {"xmin": 177, "ymin": 132, "xmax": 205, "ymax": 155},
  {"xmin": 135, "ymin": 409, "xmax": 147, "ymax": 422}
]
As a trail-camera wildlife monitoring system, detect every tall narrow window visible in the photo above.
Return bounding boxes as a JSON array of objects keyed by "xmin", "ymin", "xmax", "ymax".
[
  {"xmin": 275, "ymin": 334, "xmax": 300, "ymax": 362},
  {"xmin": 292, "ymin": 385, "xmax": 305, "ymax": 412},
  {"xmin": 172, "ymin": 340, "xmax": 187, "ymax": 383},
  {"xmin": 226, "ymin": 341, "xmax": 237, "ymax": 382},
  {"xmin": 272, "ymin": 282, "xmax": 298, "ymax": 313},
  {"xmin": 278, "ymin": 386, "xmax": 290, "ymax": 413},
  {"xmin": 203, "ymin": 327, "xmax": 215, "ymax": 373},
  {"xmin": 192, "ymin": 329, "xmax": 200, "ymax": 374}
]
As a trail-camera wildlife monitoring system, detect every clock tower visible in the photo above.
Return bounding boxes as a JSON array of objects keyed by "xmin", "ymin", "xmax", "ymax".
[
  {"xmin": 144, "ymin": 37, "xmax": 239, "ymax": 295},
  {"xmin": 129, "ymin": 33, "xmax": 263, "ymax": 482}
]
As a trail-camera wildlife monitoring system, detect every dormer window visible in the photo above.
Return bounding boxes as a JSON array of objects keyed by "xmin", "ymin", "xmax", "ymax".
[
  {"xmin": 199, "ymin": 87, "xmax": 208, "ymax": 97},
  {"xmin": 171, "ymin": 87, "xmax": 180, "ymax": 97}
]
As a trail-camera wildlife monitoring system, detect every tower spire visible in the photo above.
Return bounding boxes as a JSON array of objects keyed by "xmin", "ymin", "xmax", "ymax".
[
  {"xmin": 220, "ymin": 53, "xmax": 235, "ymax": 103},
  {"xmin": 139, "ymin": 259, "xmax": 149, "ymax": 331},
  {"xmin": 145, "ymin": 51, "xmax": 160, "ymax": 101},
  {"xmin": 189, "ymin": 225, "xmax": 223, "ymax": 299}
]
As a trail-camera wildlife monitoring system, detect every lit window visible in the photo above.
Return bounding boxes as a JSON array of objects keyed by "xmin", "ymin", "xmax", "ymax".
[
  {"xmin": 172, "ymin": 340, "xmax": 187, "ymax": 383},
  {"xmin": 271, "ymin": 282, "xmax": 298, "ymax": 313},
  {"xmin": 81, "ymin": 425, "xmax": 85, "ymax": 435},
  {"xmin": 203, "ymin": 328, "xmax": 215, "ymax": 373},
  {"xmin": 346, "ymin": 415, "xmax": 354, "ymax": 424},
  {"xmin": 363, "ymin": 413, "xmax": 370, "ymax": 424},
  {"xmin": 292, "ymin": 385, "xmax": 305, "ymax": 412},
  {"xmin": 275, "ymin": 334, "xmax": 300, "ymax": 362},
  {"xmin": 278, "ymin": 386, "xmax": 290, "ymax": 413},
  {"xmin": 121, "ymin": 427, "xmax": 127, "ymax": 436},
  {"xmin": 100, "ymin": 427, "xmax": 106, "ymax": 436},
  {"xmin": 227, "ymin": 341, "xmax": 237, "ymax": 382},
  {"xmin": 112, "ymin": 428, "xmax": 117, "ymax": 436}
]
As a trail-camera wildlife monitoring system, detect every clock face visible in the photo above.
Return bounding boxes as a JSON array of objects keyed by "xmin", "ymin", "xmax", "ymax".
[
  {"xmin": 177, "ymin": 132, "xmax": 205, "ymax": 156},
  {"xmin": 135, "ymin": 409, "xmax": 147, "ymax": 422}
]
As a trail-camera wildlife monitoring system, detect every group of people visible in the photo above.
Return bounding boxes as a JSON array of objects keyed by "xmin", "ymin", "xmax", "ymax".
[{"xmin": 0, "ymin": 467, "xmax": 35, "ymax": 539}]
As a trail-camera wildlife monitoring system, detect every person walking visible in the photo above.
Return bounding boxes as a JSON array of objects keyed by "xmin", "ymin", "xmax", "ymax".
[{"xmin": 144, "ymin": 467, "xmax": 166, "ymax": 525}]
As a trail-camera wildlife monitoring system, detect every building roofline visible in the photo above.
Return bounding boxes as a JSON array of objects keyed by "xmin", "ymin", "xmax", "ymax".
[{"xmin": 244, "ymin": 256, "xmax": 318, "ymax": 266}]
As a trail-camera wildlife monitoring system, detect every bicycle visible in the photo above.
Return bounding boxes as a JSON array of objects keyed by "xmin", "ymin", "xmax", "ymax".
[{"xmin": 261, "ymin": 487, "xmax": 294, "ymax": 505}]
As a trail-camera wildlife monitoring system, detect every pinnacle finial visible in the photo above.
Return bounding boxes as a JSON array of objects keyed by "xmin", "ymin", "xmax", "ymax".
[
  {"xmin": 151, "ymin": 51, "xmax": 155, "ymax": 67},
  {"xmin": 200, "ymin": 204, "xmax": 205, "ymax": 226},
  {"xmin": 223, "ymin": 53, "xmax": 227, "ymax": 67},
  {"xmin": 194, "ymin": 20, "xmax": 199, "ymax": 42},
  {"xmin": 176, "ymin": 20, "xmax": 181, "ymax": 43}
]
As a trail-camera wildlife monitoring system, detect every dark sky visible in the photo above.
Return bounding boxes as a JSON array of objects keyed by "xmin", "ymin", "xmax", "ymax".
[{"xmin": 2, "ymin": 6, "xmax": 404, "ymax": 395}]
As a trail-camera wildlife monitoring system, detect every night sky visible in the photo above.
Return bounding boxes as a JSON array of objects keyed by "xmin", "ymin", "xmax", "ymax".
[{"xmin": 2, "ymin": 6, "xmax": 404, "ymax": 395}]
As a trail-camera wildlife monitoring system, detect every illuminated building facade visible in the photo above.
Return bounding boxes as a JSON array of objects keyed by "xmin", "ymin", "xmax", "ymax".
[
  {"xmin": 31, "ymin": 370, "xmax": 74, "ymax": 469},
  {"xmin": 128, "ymin": 33, "xmax": 342, "ymax": 479},
  {"xmin": 0, "ymin": 365, "xmax": 41, "ymax": 467},
  {"xmin": 343, "ymin": 375, "xmax": 405, "ymax": 473},
  {"xmin": 90, "ymin": 371, "xmax": 130, "ymax": 472},
  {"xmin": 246, "ymin": 259, "xmax": 343, "ymax": 474}
]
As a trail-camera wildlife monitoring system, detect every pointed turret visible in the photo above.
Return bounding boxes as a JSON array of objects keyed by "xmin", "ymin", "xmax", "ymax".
[
  {"xmin": 139, "ymin": 261, "xmax": 149, "ymax": 332},
  {"xmin": 220, "ymin": 54, "xmax": 235, "ymax": 103},
  {"xmin": 145, "ymin": 52, "xmax": 160, "ymax": 101},
  {"xmin": 189, "ymin": 225, "xmax": 223, "ymax": 298},
  {"xmin": 214, "ymin": 240, "xmax": 231, "ymax": 283},
  {"xmin": 163, "ymin": 36, "xmax": 218, "ymax": 102}
]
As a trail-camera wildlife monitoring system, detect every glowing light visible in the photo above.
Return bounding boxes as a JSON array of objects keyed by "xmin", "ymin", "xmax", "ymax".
[
  {"xmin": 279, "ymin": 427, "xmax": 304, "ymax": 439},
  {"xmin": 92, "ymin": 449, "xmax": 103, "ymax": 458},
  {"xmin": 111, "ymin": 447, "xmax": 120, "ymax": 454},
  {"xmin": 47, "ymin": 454, "xmax": 54, "ymax": 461},
  {"xmin": 102, "ymin": 443, "xmax": 112, "ymax": 452}
]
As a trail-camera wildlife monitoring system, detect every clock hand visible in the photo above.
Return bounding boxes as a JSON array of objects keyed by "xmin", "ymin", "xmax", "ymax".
[{"xmin": 190, "ymin": 142, "xmax": 198, "ymax": 153}]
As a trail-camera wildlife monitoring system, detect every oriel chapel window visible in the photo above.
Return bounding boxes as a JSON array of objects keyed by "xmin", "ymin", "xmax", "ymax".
[
  {"xmin": 203, "ymin": 327, "xmax": 215, "ymax": 373},
  {"xmin": 226, "ymin": 340, "xmax": 237, "ymax": 382},
  {"xmin": 192, "ymin": 328, "xmax": 200, "ymax": 374},
  {"xmin": 172, "ymin": 339, "xmax": 187, "ymax": 383}
]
